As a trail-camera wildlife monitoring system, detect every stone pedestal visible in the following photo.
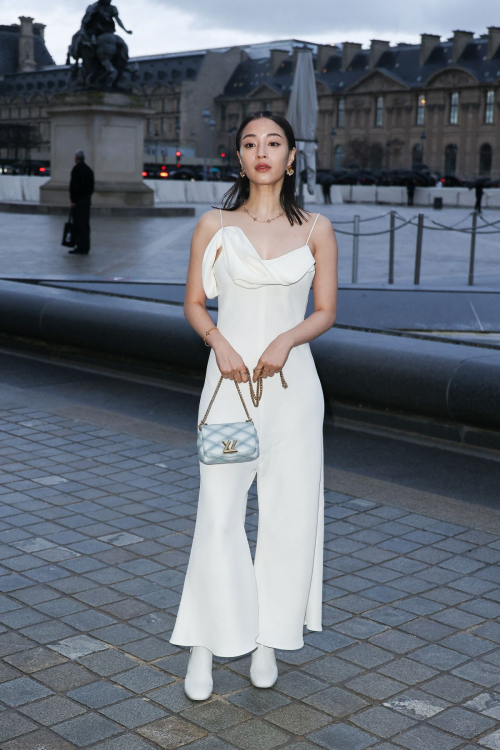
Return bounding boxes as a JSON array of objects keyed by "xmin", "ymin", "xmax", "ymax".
[{"xmin": 40, "ymin": 91, "xmax": 154, "ymax": 207}]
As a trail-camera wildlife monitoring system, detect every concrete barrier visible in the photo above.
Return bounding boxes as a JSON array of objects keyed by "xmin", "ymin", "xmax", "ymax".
[
  {"xmin": 1, "ymin": 175, "xmax": 498, "ymax": 208},
  {"xmin": 0, "ymin": 278, "xmax": 498, "ymax": 439}
]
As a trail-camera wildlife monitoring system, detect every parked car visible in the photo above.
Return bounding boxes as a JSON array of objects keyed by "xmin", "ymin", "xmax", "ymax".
[
  {"xmin": 440, "ymin": 175, "xmax": 464, "ymax": 187},
  {"xmin": 169, "ymin": 167, "xmax": 200, "ymax": 180}
]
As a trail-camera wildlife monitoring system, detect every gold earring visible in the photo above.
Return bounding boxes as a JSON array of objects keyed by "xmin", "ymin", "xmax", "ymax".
[
  {"xmin": 285, "ymin": 165, "xmax": 294, "ymax": 176},
  {"xmin": 239, "ymin": 165, "xmax": 246, "ymax": 177}
]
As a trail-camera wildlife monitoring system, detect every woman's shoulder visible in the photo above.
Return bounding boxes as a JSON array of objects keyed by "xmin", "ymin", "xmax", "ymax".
[
  {"xmin": 303, "ymin": 212, "xmax": 331, "ymax": 232},
  {"xmin": 196, "ymin": 208, "xmax": 222, "ymax": 233}
]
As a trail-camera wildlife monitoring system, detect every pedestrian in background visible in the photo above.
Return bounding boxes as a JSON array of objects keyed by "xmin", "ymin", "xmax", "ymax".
[
  {"xmin": 475, "ymin": 182, "xmax": 484, "ymax": 214},
  {"xmin": 320, "ymin": 174, "xmax": 332, "ymax": 204},
  {"xmin": 406, "ymin": 179, "xmax": 416, "ymax": 207},
  {"xmin": 68, "ymin": 149, "xmax": 94, "ymax": 255}
]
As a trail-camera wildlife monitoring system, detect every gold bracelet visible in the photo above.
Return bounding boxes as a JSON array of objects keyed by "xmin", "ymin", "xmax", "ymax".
[{"xmin": 204, "ymin": 326, "xmax": 218, "ymax": 347}]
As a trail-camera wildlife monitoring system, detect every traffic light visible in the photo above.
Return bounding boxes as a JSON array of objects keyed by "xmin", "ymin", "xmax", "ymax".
[{"xmin": 176, "ymin": 150, "xmax": 181, "ymax": 168}]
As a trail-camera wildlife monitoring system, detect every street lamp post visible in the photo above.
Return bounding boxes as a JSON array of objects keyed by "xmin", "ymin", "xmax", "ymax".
[
  {"xmin": 154, "ymin": 128, "xmax": 160, "ymax": 165},
  {"xmin": 330, "ymin": 126, "xmax": 336, "ymax": 170},
  {"xmin": 209, "ymin": 118, "xmax": 216, "ymax": 173},
  {"xmin": 227, "ymin": 126, "xmax": 237, "ymax": 167},
  {"xmin": 175, "ymin": 120, "xmax": 181, "ymax": 162},
  {"xmin": 202, "ymin": 108, "xmax": 210, "ymax": 181}
]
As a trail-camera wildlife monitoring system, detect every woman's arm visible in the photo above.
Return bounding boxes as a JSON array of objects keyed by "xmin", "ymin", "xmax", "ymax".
[
  {"xmin": 184, "ymin": 210, "xmax": 253, "ymax": 383},
  {"xmin": 253, "ymin": 214, "xmax": 338, "ymax": 381}
]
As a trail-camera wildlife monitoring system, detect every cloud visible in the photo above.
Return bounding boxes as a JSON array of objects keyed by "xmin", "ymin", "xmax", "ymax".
[
  {"xmin": 0, "ymin": 0, "xmax": 495, "ymax": 65},
  {"xmin": 150, "ymin": 0, "xmax": 495, "ymax": 37}
]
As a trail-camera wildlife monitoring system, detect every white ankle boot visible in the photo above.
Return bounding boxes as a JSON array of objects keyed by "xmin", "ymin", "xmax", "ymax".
[
  {"xmin": 250, "ymin": 644, "xmax": 278, "ymax": 688},
  {"xmin": 184, "ymin": 645, "xmax": 213, "ymax": 700}
]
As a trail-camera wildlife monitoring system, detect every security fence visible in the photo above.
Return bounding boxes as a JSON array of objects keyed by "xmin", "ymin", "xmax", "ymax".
[{"xmin": 333, "ymin": 210, "xmax": 500, "ymax": 286}]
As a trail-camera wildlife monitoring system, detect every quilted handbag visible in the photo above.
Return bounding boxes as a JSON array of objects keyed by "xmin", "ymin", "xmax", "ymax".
[{"xmin": 197, "ymin": 364, "xmax": 287, "ymax": 465}]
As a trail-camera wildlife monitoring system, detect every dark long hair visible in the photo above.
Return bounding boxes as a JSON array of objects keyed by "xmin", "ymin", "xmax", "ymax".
[{"xmin": 220, "ymin": 111, "xmax": 309, "ymax": 226}]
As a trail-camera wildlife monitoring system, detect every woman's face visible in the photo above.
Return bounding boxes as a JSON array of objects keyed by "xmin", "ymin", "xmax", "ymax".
[{"xmin": 237, "ymin": 118, "xmax": 295, "ymax": 185}]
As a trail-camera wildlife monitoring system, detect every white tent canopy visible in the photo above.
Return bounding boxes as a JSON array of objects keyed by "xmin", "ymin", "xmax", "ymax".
[{"xmin": 286, "ymin": 48, "xmax": 318, "ymax": 200}]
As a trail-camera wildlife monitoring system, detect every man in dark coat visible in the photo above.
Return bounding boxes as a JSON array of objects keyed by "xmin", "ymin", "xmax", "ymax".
[
  {"xmin": 68, "ymin": 149, "xmax": 95, "ymax": 254},
  {"xmin": 474, "ymin": 182, "xmax": 484, "ymax": 214},
  {"xmin": 406, "ymin": 179, "xmax": 416, "ymax": 206}
]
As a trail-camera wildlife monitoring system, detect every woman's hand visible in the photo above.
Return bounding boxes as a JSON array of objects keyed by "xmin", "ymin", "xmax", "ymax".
[
  {"xmin": 211, "ymin": 336, "xmax": 249, "ymax": 383},
  {"xmin": 253, "ymin": 333, "xmax": 292, "ymax": 382}
]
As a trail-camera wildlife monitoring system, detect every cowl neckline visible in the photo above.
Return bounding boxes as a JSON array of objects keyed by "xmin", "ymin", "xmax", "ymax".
[{"xmin": 201, "ymin": 225, "xmax": 316, "ymax": 299}]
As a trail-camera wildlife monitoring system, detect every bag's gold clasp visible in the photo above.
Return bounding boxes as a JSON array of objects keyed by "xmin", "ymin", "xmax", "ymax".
[{"xmin": 222, "ymin": 439, "xmax": 238, "ymax": 453}]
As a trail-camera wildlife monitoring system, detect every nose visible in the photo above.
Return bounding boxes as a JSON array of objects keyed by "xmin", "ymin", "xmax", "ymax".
[{"xmin": 256, "ymin": 140, "xmax": 268, "ymax": 159}]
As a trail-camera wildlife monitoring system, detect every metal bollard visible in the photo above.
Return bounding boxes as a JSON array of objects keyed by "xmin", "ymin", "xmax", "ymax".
[
  {"xmin": 414, "ymin": 213, "xmax": 424, "ymax": 285},
  {"xmin": 352, "ymin": 214, "xmax": 360, "ymax": 283},
  {"xmin": 388, "ymin": 210, "xmax": 396, "ymax": 284},
  {"xmin": 468, "ymin": 211, "xmax": 477, "ymax": 286}
]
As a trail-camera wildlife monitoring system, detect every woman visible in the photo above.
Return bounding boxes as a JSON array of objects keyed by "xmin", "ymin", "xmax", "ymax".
[{"xmin": 169, "ymin": 111, "xmax": 338, "ymax": 699}]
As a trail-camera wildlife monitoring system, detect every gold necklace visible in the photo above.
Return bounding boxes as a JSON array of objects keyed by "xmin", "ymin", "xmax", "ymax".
[{"xmin": 243, "ymin": 202, "xmax": 284, "ymax": 223}]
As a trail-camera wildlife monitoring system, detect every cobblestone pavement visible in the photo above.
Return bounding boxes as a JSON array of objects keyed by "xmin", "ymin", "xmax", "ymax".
[
  {"xmin": 0, "ymin": 400, "xmax": 500, "ymax": 749},
  {"xmin": 2, "ymin": 203, "xmax": 500, "ymax": 288}
]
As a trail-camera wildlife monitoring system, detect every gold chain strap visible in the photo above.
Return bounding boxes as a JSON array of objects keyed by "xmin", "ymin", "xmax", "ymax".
[{"xmin": 198, "ymin": 365, "xmax": 288, "ymax": 430}]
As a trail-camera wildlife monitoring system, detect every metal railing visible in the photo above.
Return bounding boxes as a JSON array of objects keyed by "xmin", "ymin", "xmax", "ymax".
[{"xmin": 333, "ymin": 210, "xmax": 500, "ymax": 285}]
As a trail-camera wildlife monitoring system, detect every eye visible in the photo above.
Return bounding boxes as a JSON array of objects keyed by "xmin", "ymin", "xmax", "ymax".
[
  {"xmin": 243, "ymin": 142, "xmax": 256, "ymax": 148},
  {"xmin": 269, "ymin": 141, "xmax": 281, "ymax": 147}
]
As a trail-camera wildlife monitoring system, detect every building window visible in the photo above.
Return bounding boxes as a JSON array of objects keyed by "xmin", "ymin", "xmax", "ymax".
[
  {"xmin": 485, "ymin": 90, "xmax": 494, "ymax": 124},
  {"xmin": 444, "ymin": 143, "xmax": 458, "ymax": 175},
  {"xmin": 241, "ymin": 103, "xmax": 248, "ymax": 118},
  {"xmin": 337, "ymin": 98, "xmax": 345, "ymax": 128},
  {"xmin": 416, "ymin": 94, "xmax": 426, "ymax": 126},
  {"xmin": 161, "ymin": 117, "xmax": 167, "ymax": 135},
  {"xmin": 449, "ymin": 91, "xmax": 459, "ymax": 124},
  {"xmin": 147, "ymin": 118, "xmax": 152, "ymax": 136},
  {"xmin": 333, "ymin": 145, "xmax": 344, "ymax": 171},
  {"xmin": 479, "ymin": 143, "xmax": 492, "ymax": 176},
  {"xmin": 263, "ymin": 100, "xmax": 270, "ymax": 110},
  {"xmin": 162, "ymin": 98, "xmax": 167, "ymax": 112},
  {"xmin": 369, "ymin": 144, "xmax": 383, "ymax": 171},
  {"xmin": 412, "ymin": 143, "xmax": 423, "ymax": 167},
  {"xmin": 375, "ymin": 95, "xmax": 384, "ymax": 127}
]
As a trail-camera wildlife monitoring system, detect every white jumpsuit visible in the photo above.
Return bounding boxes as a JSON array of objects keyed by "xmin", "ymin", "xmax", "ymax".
[{"xmin": 169, "ymin": 209, "xmax": 325, "ymax": 657}]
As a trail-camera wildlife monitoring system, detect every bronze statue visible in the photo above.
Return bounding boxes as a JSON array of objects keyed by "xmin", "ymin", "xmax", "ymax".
[{"xmin": 66, "ymin": 0, "xmax": 138, "ymax": 91}]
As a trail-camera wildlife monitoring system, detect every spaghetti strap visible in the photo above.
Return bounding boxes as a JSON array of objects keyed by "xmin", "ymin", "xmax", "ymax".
[
  {"xmin": 219, "ymin": 208, "xmax": 224, "ymax": 230},
  {"xmin": 306, "ymin": 213, "xmax": 320, "ymax": 245}
]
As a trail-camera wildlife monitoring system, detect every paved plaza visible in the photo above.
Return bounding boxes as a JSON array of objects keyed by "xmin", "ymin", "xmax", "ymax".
[
  {"xmin": 0, "ymin": 350, "xmax": 499, "ymax": 749},
  {"xmin": 1, "ymin": 203, "xmax": 500, "ymax": 288}
]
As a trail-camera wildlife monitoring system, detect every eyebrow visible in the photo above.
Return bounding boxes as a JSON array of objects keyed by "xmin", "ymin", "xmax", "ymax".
[{"xmin": 242, "ymin": 132, "xmax": 284, "ymax": 140}]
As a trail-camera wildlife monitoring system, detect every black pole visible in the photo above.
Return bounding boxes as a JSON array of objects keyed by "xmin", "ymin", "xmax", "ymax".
[
  {"xmin": 388, "ymin": 210, "xmax": 396, "ymax": 284},
  {"xmin": 414, "ymin": 213, "xmax": 424, "ymax": 285}
]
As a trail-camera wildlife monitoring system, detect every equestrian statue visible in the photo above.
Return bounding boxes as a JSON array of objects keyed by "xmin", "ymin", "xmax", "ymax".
[{"xmin": 66, "ymin": 0, "xmax": 138, "ymax": 91}]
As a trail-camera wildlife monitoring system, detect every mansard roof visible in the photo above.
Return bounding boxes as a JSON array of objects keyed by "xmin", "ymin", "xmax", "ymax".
[
  {"xmin": 0, "ymin": 23, "xmax": 54, "ymax": 76},
  {"xmin": 0, "ymin": 38, "xmax": 310, "ymax": 99},
  {"xmin": 221, "ymin": 36, "xmax": 500, "ymax": 99}
]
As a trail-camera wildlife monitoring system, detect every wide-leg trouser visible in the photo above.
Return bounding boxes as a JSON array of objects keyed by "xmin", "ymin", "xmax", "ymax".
[{"xmin": 168, "ymin": 436, "xmax": 324, "ymax": 658}]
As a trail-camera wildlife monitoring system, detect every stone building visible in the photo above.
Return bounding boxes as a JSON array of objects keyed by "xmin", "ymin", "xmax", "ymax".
[
  {"xmin": 216, "ymin": 29, "xmax": 500, "ymax": 179},
  {"xmin": 0, "ymin": 16, "xmax": 499, "ymax": 179}
]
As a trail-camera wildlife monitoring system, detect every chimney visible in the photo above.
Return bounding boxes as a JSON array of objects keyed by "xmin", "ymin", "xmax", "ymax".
[
  {"xmin": 270, "ymin": 49, "xmax": 289, "ymax": 75},
  {"xmin": 341, "ymin": 42, "xmax": 362, "ymax": 72},
  {"xmin": 486, "ymin": 26, "xmax": 500, "ymax": 59},
  {"xmin": 370, "ymin": 39, "xmax": 390, "ymax": 68},
  {"xmin": 18, "ymin": 16, "xmax": 36, "ymax": 73},
  {"xmin": 419, "ymin": 33, "xmax": 440, "ymax": 65},
  {"xmin": 34, "ymin": 22, "xmax": 46, "ymax": 42},
  {"xmin": 292, "ymin": 45, "xmax": 314, "ymax": 73},
  {"xmin": 451, "ymin": 30, "xmax": 474, "ymax": 63},
  {"xmin": 316, "ymin": 44, "xmax": 336, "ymax": 73}
]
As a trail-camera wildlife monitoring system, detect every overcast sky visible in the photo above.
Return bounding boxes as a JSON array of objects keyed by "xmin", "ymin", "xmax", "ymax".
[{"xmin": 1, "ymin": 0, "xmax": 496, "ymax": 65}]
